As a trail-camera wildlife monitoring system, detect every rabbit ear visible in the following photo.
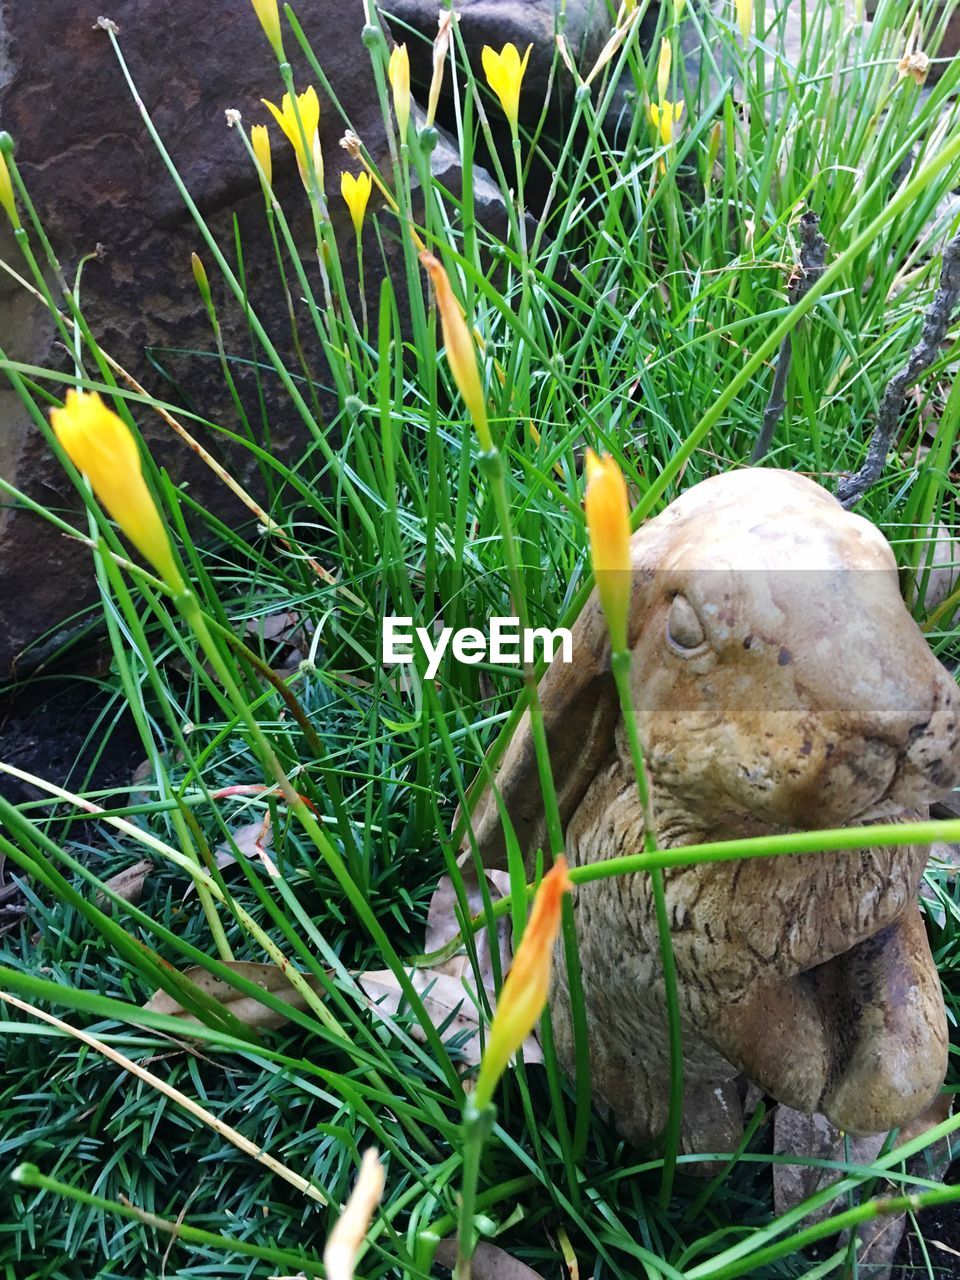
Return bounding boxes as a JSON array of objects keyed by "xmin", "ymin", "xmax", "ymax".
[
  {"xmin": 464, "ymin": 592, "xmax": 619, "ymax": 869},
  {"xmin": 463, "ymin": 508, "xmax": 680, "ymax": 869}
]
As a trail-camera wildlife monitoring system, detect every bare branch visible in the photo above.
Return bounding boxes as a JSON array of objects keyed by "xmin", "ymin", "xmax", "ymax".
[
  {"xmin": 837, "ymin": 231, "xmax": 960, "ymax": 507},
  {"xmin": 751, "ymin": 211, "xmax": 828, "ymax": 462}
]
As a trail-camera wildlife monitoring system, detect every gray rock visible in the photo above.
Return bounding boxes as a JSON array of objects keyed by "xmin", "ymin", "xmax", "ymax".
[{"xmin": 0, "ymin": 0, "xmax": 502, "ymax": 676}]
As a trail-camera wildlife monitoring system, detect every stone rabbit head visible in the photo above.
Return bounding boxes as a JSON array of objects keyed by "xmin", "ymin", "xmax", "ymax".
[{"xmin": 465, "ymin": 469, "xmax": 960, "ymax": 1151}]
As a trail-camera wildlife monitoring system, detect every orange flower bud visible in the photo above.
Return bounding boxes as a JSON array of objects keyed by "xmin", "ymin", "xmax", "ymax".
[
  {"xmin": 420, "ymin": 251, "xmax": 492, "ymax": 451},
  {"xmin": 473, "ymin": 858, "xmax": 572, "ymax": 1108},
  {"xmin": 584, "ymin": 450, "xmax": 632, "ymax": 653}
]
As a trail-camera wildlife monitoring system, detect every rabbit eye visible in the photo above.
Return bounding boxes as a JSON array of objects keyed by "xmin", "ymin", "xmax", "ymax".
[{"xmin": 667, "ymin": 594, "xmax": 706, "ymax": 651}]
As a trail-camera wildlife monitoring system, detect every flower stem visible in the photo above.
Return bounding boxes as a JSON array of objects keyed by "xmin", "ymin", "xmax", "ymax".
[
  {"xmin": 610, "ymin": 649, "xmax": 683, "ymax": 1209},
  {"xmin": 453, "ymin": 1097, "xmax": 496, "ymax": 1280}
]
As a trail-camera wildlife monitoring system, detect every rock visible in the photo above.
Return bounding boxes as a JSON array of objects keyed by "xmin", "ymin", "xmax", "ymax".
[
  {"xmin": 773, "ymin": 1097, "xmax": 953, "ymax": 1280},
  {"xmin": 0, "ymin": 0, "xmax": 503, "ymax": 677}
]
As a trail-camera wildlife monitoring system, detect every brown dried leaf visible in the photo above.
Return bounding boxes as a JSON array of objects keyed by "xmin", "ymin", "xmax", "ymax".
[
  {"xmin": 425, "ymin": 865, "xmax": 512, "ymax": 984},
  {"xmin": 98, "ymin": 858, "xmax": 154, "ymax": 906},
  {"xmin": 434, "ymin": 1239, "xmax": 545, "ymax": 1278},
  {"xmin": 358, "ymin": 966, "xmax": 543, "ymax": 1069},
  {"xmin": 184, "ymin": 819, "xmax": 273, "ymax": 898},
  {"xmin": 144, "ymin": 961, "xmax": 326, "ymax": 1031}
]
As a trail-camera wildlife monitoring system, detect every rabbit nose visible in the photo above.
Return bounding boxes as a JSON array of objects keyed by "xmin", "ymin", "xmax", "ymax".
[{"xmin": 884, "ymin": 669, "xmax": 960, "ymax": 807}]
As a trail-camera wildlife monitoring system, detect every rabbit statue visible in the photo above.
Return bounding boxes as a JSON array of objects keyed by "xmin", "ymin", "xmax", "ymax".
[{"xmin": 465, "ymin": 469, "xmax": 960, "ymax": 1152}]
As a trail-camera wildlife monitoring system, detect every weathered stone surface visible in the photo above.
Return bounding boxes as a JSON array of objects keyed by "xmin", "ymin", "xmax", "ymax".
[
  {"xmin": 465, "ymin": 469, "xmax": 960, "ymax": 1153},
  {"xmin": 0, "ymin": 2, "xmax": 343, "ymax": 671},
  {"xmin": 0, "ymin": 1, "xmax": 505, "ymax": 676}
]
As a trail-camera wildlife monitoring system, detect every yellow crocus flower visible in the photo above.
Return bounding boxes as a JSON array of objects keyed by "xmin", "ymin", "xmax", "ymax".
[
  {"xmin": 262, "ymin": 86, "xmax": 322, "ymax": 190},
  {"xmin": 340, "ymin": 170, "xmax": 372, "ymax": 236},
  {"xmin": 249, "ymin": 0, "xmax": 283, "ymax": 57},
  {"xmin": 0, "ymin": 150, "xmax": 19, "ymax": 229},
  {"xmin": 584, "ymin": 450, "xmax": 632, "ymax": 653},
  {"xmin": 250, "ymin": 124, "xmax": 272, "ymax": 187},
  {"xmin": 473, "ymin": 859, "xmax": 572, "ymax": 1109},
  {"xmin": 481, "ymin": 42, "xmax": 532, "ymax": 134},
  {"xmin": 50, "ymin": 390, "xmax": 184, "ymax": 591},
  {"xmin": 420, "ymin": 251, "xmax": 492, "ymax": 452},
  {"xmin": 649, "ymin": 99, "xmax": 684, "ymax": 147},
  {"xmin": 388, "ymin": 44, "xmax": 411, "ymax": 139}
]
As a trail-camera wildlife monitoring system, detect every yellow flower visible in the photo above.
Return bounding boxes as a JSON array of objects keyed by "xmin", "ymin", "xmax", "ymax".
[
  {"xmin": 0, "ymin": 150, "xmax": 18, "ymax": 229},
  {"xmin": 388, "ymin": 44, "xmax": 411, "ymax": 140},
  {"xmin": 474, "ymin": 859, "xmax": 572, "ymax": 1109},
  {"xmin": 657, "ymin": 38, "xmax": 672, "ymax": 104},
  {"xmin": 735, "ymin": 0, "xmax": 752, "ymax": 42},
  {"xmin": 649, "ymin": 99, "xmax": 684, "ymax": 146},
  {"xmin": 50, "ymin": 390, "xmax": 183, "ymax": 591},
  {"xmin": 250, "ymin": 124, "xmax": 272, "ymax": 187},
  {"xmin": 340, "ymin": 170, "xmax": 372, "ymax": 236},
  {"xmin": 584, "ymin": 450, "xmax": 632, "ymax": 653},
  {"xmin": 420, "ymin": 251, "xmax": 492, "ymax": 451},
  {"xmin": 481, "ymin": 42, "xmax": 532, "ymax": 134},
  {"xmin": 262, "ymin": 86, "xmax": 322, "ymax": 190},
  {"xmin": 323, "ymin": 1149, "xmax": 385, "ymax": 1280},
  {"xmin": 249, "ymin": 0, "xmax": 283, "ymax": 57}
]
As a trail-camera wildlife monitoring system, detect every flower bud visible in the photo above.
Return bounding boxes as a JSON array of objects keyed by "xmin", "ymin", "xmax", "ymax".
[
  {"xmin": 50, "ymin": 390, "xmax": 184, "ymax": 591},
  {"xmin": 473, "ymin": 859, "xmax": 572, "ymax": 1109},
  {"xmin": 584, "ymin": 450, "xmax": 632, "ymax": 653}
]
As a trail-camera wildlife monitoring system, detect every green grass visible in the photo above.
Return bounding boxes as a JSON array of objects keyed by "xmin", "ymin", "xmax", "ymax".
[{"xmin": 1, "ymin": 0, "xmax": 960, "ymax": 1274}]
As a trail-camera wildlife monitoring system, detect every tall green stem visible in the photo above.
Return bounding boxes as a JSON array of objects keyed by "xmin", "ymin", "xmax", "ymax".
[{"xmin": 610, "ymin": 649, "xmax": 683, "ymax": 1208}]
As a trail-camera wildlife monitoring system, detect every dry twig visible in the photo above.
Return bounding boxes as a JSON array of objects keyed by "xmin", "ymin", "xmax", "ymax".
[
  {"xmin": 751, "ymin": 211, "xmax": 829, "ymax": 462},
  {"xmin": 837, "ymin": 230, "xmax": 960, "ymax": 507}
]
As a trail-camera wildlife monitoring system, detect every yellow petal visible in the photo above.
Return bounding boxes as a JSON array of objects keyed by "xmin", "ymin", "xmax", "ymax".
[
  {"xmin": 657, "ymin": 38, "xmax": 672, "ymax": 104},
  {"xmin": 481, "ymin": 42, "xmax": 531, "ymax": 132},
  {"xmin": 584, "ymin": 450, "xmax": 632, "ymax": 652},
  {"xmin": 735, "ymin": 0, "xmax": 753, "ymax": 42},
  {"xmin": 388, "ymin": 44, "xmax": 411, "ymax": 139},
  {"xmin": 250, "ymin": 124, "xmax": 272, "ymax": 186},
  {"xmin": 262, "ymin": 87, "xmax": 321, "ymax": 190},
  {"xmin": 249, "ymin": 0, "xmax": 283, "ymax": 56},
  {"xmin": 340, "ymin": 170, "xmax": 371, "ymax": 236},
  {"xmin": 0, "ymin": 151, "xmax": 18, "ymax": 228},
  {"xmin": 50, "ymin": 390, "xmax": 183, "ymax": 590}
]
